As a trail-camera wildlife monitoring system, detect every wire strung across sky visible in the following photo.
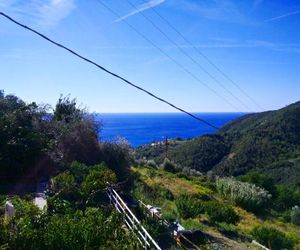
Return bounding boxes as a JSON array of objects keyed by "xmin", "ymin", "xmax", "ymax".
[
  {"xmin": 0, "ymin": 11, "xmax": 219, "ymax": 130},
  {"xmin": 125, "ymin": 0, "xmax": 253, "ymax": 112},
  {"xmin": 147, "ymin": 3, "xmax": 264, "ymax": 111},
  {"xmin": 96, "ymin": 0, "xmax": 241, "ymax": 112}
]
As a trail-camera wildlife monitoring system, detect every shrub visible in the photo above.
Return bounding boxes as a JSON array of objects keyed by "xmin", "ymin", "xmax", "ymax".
[
  {"xmin": 153, "ymin": 184, "xmax": 174, "ymax": 201},
  {"xmin": 240, "ymin": 172, "xmax": 276, "ymax": 196},
  {"xmin": 81, "ymin": 168, "xmax": 116, "ymax": 197},
  {"xmin": 100, "ymin": 140, "xmax": 132, "ymax": 181},
  {"xmin": 51, "ymin": 172, "xmax": 79, "ymax": 200},
  {"xmin": 161, "ymin": 158, "xmax": 178, "ymax": 173},
  {"xmin": 175, "ymin": 195, "xmax": 204, "ymax": 219},
  {"xmin": 146, "ymin": 159, "xmax": 157, "ymax": 168},
  {"xmin": 275, "ymin": 186, "xmax": 300, "ymax": 210},
  {"xmin": 216, "ymin": 177, "xmax": 271, "ymax": 212},
  {"xmin": 251, "ymin": 226, "xmax": 294, "ymax": 250},
  {"xmin": 291, "ymin": 206, "xmax": 300, "ymax": 226},
  {"xmin": 204, "ymin": 201, "xmax": 240, "ymax": 225},
  {"xmin": 69, "ymin": 161, "xmax": 90, "ymax": 183},
  {"xmin": 217, "ymin": 222, "xmax": 239, "ymax": 238}
]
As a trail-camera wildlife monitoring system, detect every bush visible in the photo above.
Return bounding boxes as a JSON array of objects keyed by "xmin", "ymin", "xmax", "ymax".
[
  {"xmin": 251, "ymin": 226, "xmax": 294, "ymax": 250},
  {"xmin": 51, "ymin": 172, "xmax": 79, "ymax": 201},
  {"xmin": 146, "ymin": 159, "xmax": 157, "ymax": 168},
  {"xmin": 100, "ymin": 140, "xmax": 132, "ymax": 181},
  {"xmin": 275, "ymin": 186, "xmax": 300, "ymax": 210},
  {"xmin": 204, "ymin": 201, "xmax": 240, "ymax": 225},
  {"xmin": 240, "ymin": 172, "xmax": 276, "ymax": 196},
  {"xmin": 69, "ymin": 161, "xmax": 90, "ymax": 183},
  {"xmin": 216, "ymin": 177, "xmax": 271, "ymax": 213},
  {"xmin": 217, "ymin": 222, "xmax": 239, "ymax": 238},
  {"xmin": 291, "ymin": 206, "xmax": 300, "ymax": 226},
  {"xmin": 161, "ymin": 158, "xmax": 178, "ymax": 173},
  {"xmin": 81, "ymin": 168, "xmax": 116, "ymax": 197},
  {"xmin": 175, "ymin": 195, "xmax": 204, "ymax": 219}
]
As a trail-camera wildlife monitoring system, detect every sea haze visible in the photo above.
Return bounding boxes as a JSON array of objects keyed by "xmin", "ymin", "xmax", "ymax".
[{"xmin": 96, "ymin": 113, "xmax": 245, "ymax": 147}]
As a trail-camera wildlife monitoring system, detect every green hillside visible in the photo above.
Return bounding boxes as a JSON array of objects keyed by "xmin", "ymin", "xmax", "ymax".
[{"xmin": 136, "ymin": 101, "xmax": 300, "ymax": 185}]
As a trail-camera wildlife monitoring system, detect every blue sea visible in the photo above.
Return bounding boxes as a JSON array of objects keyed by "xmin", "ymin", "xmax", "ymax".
[{"xmin": 97, "ymin": 113, "xmax": 244, "ymax": 147}]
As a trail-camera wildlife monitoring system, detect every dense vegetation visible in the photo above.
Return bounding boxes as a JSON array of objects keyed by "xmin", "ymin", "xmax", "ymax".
[
  {"xmin": 136, "ymin": 101, "xmax": 300, "ymax": 186},
  {"xmin": 0, "ymin": 91, "xmax": 135, "ymax": 249},
  {"xmin": 0, "ymin": 162, "xmax": 138, "ymax": 249},
  {"xmin": 131, "ymin": 166, "xmax": 300, "ymax": 249},
  {"xmin": 0, "ymin": 91, "xmax": 131, "ymax": 193},
  {"xmin": 1, "ymin": 90, "xmax": 300, "ymax": 249},
  {"xmin": 134, "ymin": 101, "xmax": 300, "ymax": 248}
]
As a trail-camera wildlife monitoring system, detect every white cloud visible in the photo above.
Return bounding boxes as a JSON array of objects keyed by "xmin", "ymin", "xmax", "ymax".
[
  {"xmin": 0, "ymin": 0, "xmax": 76, "ymax": 28},
  {"xmin": 265, "ymin": 10, "xmax": 300, "ymax": 22},
  {"xmin": 113, "ymin": 0, "xmax": 166, "ymax": 23},
  {"xmin": 37, "ymin": 0, "xmax": 75, "ymax": 27}
]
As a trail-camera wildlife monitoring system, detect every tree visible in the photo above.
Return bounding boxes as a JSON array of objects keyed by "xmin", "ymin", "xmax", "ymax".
[
  {"xmin": 0, "ymin": 91, "xmax": 48, "ymax": 181},
  {"xmin": 47, "ymin": 96, "xmax": 102, "ymax": 167},
  {"xmin": 100, "ymin": 139, "xmax": 132, "ymax": 181}
]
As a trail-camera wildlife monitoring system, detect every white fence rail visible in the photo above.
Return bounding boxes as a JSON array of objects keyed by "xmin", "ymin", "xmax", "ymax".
[{"xmin": 106, "ymin": 187, "xmax": 161, "ymax": 250}]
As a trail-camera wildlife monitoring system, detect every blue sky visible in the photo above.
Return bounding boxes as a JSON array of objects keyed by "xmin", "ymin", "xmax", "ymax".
[{"xmin": 0, "ymin": 0, "xmax": 299, "ymax": 113}]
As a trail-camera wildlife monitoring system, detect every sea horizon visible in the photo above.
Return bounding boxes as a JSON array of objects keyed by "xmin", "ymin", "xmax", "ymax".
[{"xmin": 96, "ymin": 112, "xmax": 246, "ymax": 147}]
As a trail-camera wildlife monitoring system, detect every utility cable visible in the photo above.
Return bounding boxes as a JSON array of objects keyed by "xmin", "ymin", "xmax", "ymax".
[
  {"xmin": 96, "ymin": 0, "xmax": 241, "ymax": 112},
  {"xmin": 125, "ymin": 0, "xmax": 252, "ymax": 112},
  {"xmin": 147, "ymin": 4, "xmax": 263, "ymax": 111},
  {"xmin": 0, "ymin": 11, "xmax": 219, "ymax": 129}
]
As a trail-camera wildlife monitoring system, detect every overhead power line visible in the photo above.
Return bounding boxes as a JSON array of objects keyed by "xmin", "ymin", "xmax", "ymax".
[
  {"xmin": 0, "ymin": 11, "xmax": 219, "ymax": 130},
  {"xmin": 125, "ymin": 0, "xmax": 252, "ymax": 112},
  {"xmin": 96, "ymin": 0, "xmax": 241, "ymax": 112},
  {"xmin": 147, "ymin": 4, "xmax": 264, "ymax": 111}
]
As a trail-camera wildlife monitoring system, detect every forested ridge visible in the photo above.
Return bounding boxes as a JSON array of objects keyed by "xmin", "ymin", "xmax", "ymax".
[{"xmin": 136, "ymin": 100, "xmax": 300, "ymax": 185}]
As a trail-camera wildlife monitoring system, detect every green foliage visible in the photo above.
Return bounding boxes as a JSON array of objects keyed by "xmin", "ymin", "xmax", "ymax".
[
  {"xmin": 161, "ymin": 158, "xmax": 178, "ymax": 173},
  {"xmin": 48, "ymin": 96, "xmax": 102, "ymax": 167},
  {"xmin": 291, "ymin": 206, "xmax": 300, "ymax": 226},
  {"xmin": 81, "ymin": 168, "xmax": 116, "ymax": 197},
  {"xmin": 47, "ymin": 196, "xmax": 75, "ymax": 215},
  {"xmin": 135, "ymin": 135, "xmax": 228, "ymax": 173},
  {"xmin": 1, "ymin": 204, "xmax": 138, "ymax": 249},
  {"xmin": 175, "ymin": 195, "xmax": 239, "ymax": 224},
  {"xmin": 136, "ymin": 101, "xmax": 300, "ymax": 186},
  {"xmin": 216, "ymin": 222, "xmax": 239, "ymax": 238},
  {"xmin": 216, "ymin": 177, "xmax": 271, "ymax": 212},
  {"xmin": 217, "ymin": 101, "xmax": 300, "ymax": 181},
  {"xmin": 69, "ymin": 161, "xmax": 90, "ymax": 183},
  {"xmin": 204, "ymin": 201, "xmax": 240, "ymax": 224},
  {"xmin": 100, "ymin": 140, "xmax": 132, "ymax": 181},
  {"xmin": 132, "ymin": 180, "xmax": 174, "ymax": 205},
  {"xmin": 251, "ymin": 226, "xmax": 294, "ymax": 250},
  {"xmin": 53, "ymin": 95, "xmax": 82, "ymax": 123},
  {"xmin": 175, "ymin": 195, "xmax": 204, "ymax": 219},
  {"xmin": 52, "ymin": 171, "xmax": 76, "ymax": 193},
  {"xmin": 51, "ymin": 171, "xmax": 80, "ymax": 201},
  {"xmin": 240, "ymin": 172, "xmax": 276, "ymax": 196},
  {"xmin": 169, "ymin": 135, "xmax": 228, "ymax": 172},
  {"xmin": 0, "ymin": 92, "xmax": 47, "ymax": 182},
  {"xmin": 275, "ymin": 185, "xmax": 300, "ymax": 210}
]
